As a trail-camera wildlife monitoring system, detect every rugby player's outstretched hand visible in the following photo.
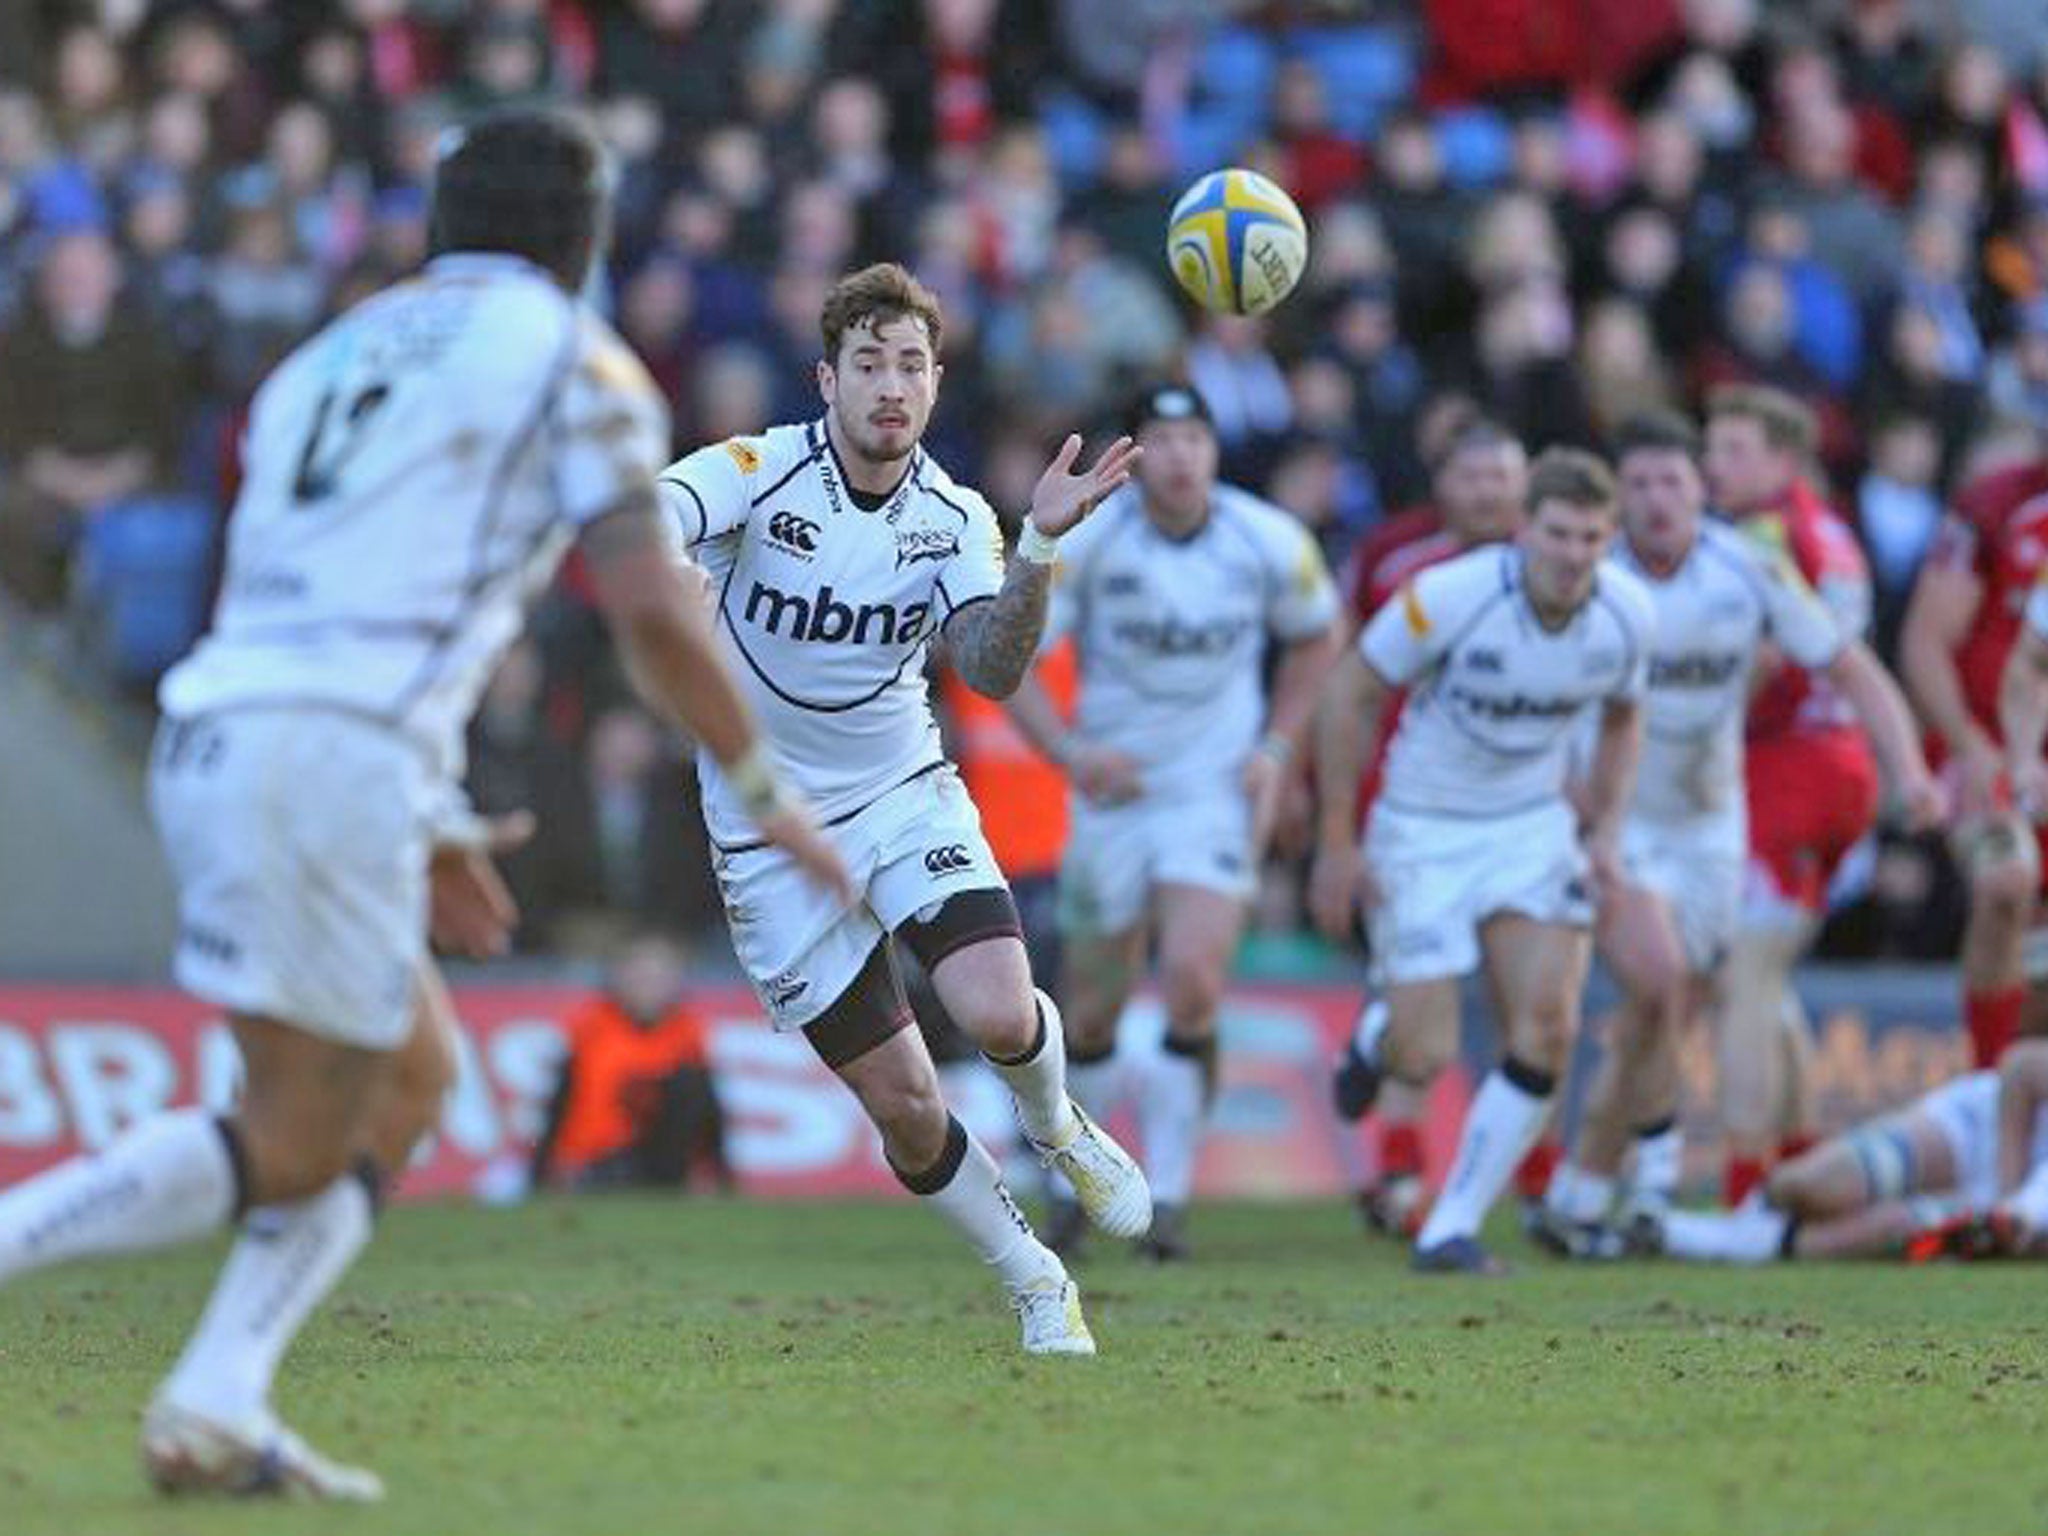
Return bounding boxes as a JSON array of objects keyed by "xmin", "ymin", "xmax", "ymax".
[
  {"xmin": 756, "ymin": 802, "xmax": 856, "ymax": 906},
  {"xmin": 1308, "ymin": 842, "xmax": 1376, "ymax": 941},
  {"xmin": 1028, "ymin": 434, "xmax": 1141, "ymax": 538},
  {"xmin": 430, "ymin": 811, "xmax": 535, "ymax": 959}
]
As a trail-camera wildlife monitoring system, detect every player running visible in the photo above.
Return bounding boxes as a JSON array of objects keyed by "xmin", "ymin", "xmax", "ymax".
[
  {"xmin": 0, "ymin": 109, "xmax": 846, "ymax": 1501},
  {"xmin": 1332, "ymin": 417, "xmax": 1527, "ymax": 1236},
  {"xmin": 1641, "ymin": 1040, "xmax": 2048, "ymax": 1263},
  {"xmin": 1900, "ymin": 454, "xmax": 2048, "ymax": 1071},
  {"xmin": 1000, "ymin": 382, "xmax": 1342, "ymax": 1262},
  {"xmin": 1534, "ymin": 413, "xmax": 1939, "ymax": 1256},
  {"xmin": 1703, "ymin": 385, "xmax": 1884, "ymax": 1205},
  {"xmin": 656, "ymin": 262, "xmax": 1150, "ymax": 1352},
  {"xmin": 1310, "ymin": 448, "xmax": 1654, "ymax": 1273}
]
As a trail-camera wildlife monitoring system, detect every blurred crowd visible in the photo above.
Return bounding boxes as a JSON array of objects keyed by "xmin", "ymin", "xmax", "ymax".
[{"xmin": 6, "ymin": 0, "xmax": 2048, "ymax": 955}]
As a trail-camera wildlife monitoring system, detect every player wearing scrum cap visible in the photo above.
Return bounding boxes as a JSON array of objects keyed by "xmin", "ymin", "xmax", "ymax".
[
  {"xmin": 1002, "ymin": 383, "xmax": 1343, "ymax": 1261},
  {"xmin": 0, "ymin": 108, "xmax": 846, "ymax": 1500},
  {"xmin": 1533, "ymin": 412, "xmax": 1937, "ymax": 1258},
  {"xmin": 656, "ymin": 262, "xmax": 1150, "ymax": 1353},
  {"xmin": 1311, "ymin": 449, "xmax": 1654, "ymax": 1274}
]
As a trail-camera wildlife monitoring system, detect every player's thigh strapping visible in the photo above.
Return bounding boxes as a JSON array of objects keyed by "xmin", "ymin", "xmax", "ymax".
[{"xmin": 149, "ymin": 709, "xmax": 430, "ymax": 1049}]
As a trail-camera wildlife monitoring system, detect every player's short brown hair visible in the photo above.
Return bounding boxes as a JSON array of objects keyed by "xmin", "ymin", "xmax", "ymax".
[
  {"xmin": 1706, "ymin": 384, "xmax": 1816, "ymax": 456},
  {"xmin": 1611, "ymin": 409, "xmax": 1701, "ymax": 464},
  {"xmin": 820, "ymin": 262, "xmax": 944, "ymax": 365},
  {"xmin": 1527, "ymin": 446, "xmax": 1618, "ymax": 515}
]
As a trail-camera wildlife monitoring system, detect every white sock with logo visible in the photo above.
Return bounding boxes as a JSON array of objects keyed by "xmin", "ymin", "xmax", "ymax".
[
  {"xmin": 1631, "ymin": 1120, "xmax": 1684, "ymax": 1206},
  {"xmin": 160, "ymin": 1169, "xmax": 377, "ymax": 1424},
  {"xmin": 985, "ymin": 989, "xmax": 1079, "ymax": 1147},
  {"xmin": 1417, "ymin": 1058, "xmax": 1556, "ymax": 1249},
  {"xmin": 1141, "ymin": 1038, "xmax": 1208, "ymax": 1209},
  {"xmin": 899, "ymin": 1117, "xmax": 1061, "ymax": 1289},
  {"xmin": 0, "ymin": 1109, "xmax": 239, "ymax": 1282}
]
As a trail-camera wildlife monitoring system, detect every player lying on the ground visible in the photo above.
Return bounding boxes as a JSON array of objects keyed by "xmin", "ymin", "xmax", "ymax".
[
  {"xmin": 657, "ymin": 261, "xmax": 1151, "ymax": 1354},
  {"xmin": 1310, "ymin": 448, "xmax": 1653, "ymax": 1274},
  {"xmin": 0, "ymin": 109, "xmax": 847, "ymax": 1502},
  {"xmin": 1645, "ymin": 1039, "xmax": 2048, "ymax": 1262},
  {"xmin": 1533, "ymin": 411, "xmax": 1939, "ymax": 1258},
  {"xmin": 1002, "ymin": 382, "xmax": 1342, "ymax": 1263}
]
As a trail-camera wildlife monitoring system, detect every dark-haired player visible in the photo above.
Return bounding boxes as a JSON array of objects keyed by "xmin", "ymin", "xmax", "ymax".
[
  {"xmin": 657, "ymin": 262, "xmax": 1150, "ymax": 1353},
  {"xmin": 0, "ymin": 109, "xmax": 845, "ymax": 1499}
]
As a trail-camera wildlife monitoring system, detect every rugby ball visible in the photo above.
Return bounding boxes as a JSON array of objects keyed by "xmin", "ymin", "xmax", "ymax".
[{"xmin": 1166, "ymin": 168, "xmax": 1309, "ymax": 316}]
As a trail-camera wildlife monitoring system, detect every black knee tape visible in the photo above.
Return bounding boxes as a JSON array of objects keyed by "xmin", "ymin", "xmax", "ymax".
[
  {"xmin": 351, "ymin": 1156, "xmax": 387, "ymax": 1218},
  {"xmin": 1501, "ymin": 1055, "xmax": 1557, "ymax": 1098},
  {"xmin": 213, "ymin": 1116, "xmax": 252, "ymax": 1221},
  {"xmin": 1633, "ymin": 1114, "xmax": 1677, "ymax": 1140},
  {"xmin": 804, "ymin": 941, "xmax": 914, "ymax": 1071},
  {"xmin": 1163, "ymin": 1033, "xmax": 1213, "ymax": 1061},
  {"xmin": 891, "ymin": 1114, "xmax": 969, "ymax": 1196}
]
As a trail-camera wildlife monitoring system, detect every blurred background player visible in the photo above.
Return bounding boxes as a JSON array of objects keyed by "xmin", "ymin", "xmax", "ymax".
[
  {"xmin": 656, "ymin": 263, "xmax": 1148, "ymax": 1354},
  {"xmin": 1703, "ymin": 384, "xmax": 1883, "ymax": 1207},
  {"xmin": 1331, "ymin": 414, "xmax": 1528, "ymax": 1236},
  {"xmin": 1900, "ymin": 449, "xmax": 2048, "ymax": 1072},
  {"xmin": 529, "ymin": 933, "xmax": 731, "ymax": 1195},
  {"xmin": 0, "ymin": 109, "xmax": 843, "ymax": 1500},
  {"xmin": 1004, "ymin": 382, "xmax": 1342, "ymax": 1261},
  {"xmin": 1537, "ymin": 412, "xmax": 1938, "ymax": 1256},
  {"xmin": 1311, "ymin": 449, "xmax": 1653, "ymax": 1273},
  {"xmin": 1646, "ymin": 1040, "xmax": 2048, "ymax": 1264}
]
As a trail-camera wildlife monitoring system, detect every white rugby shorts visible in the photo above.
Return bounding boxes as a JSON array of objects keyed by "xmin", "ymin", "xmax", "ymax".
[
  {"xmin": 1364, "ymin": 798, "xmax": 1592, "ymax": 987},
  {"xmin": 1620, "ymin": 813, "xmax": 1744, "ymax": 976},
  {"xmin": 149, "ymin": 709, "xmax": 429, "ymax": 1050},
  {"xmin": 1057, "ymin": 785, "xmax": 1254, "ymax": 938},
  {"xmin": 713, "ymin": 764, "xmax": 1005, "ymax": 1029}
]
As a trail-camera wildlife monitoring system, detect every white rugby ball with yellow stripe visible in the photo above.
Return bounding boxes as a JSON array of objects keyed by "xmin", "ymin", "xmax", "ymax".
[{"xmin": 1166, "ymin": 168, "xmax": 1309, "ymax": 316}]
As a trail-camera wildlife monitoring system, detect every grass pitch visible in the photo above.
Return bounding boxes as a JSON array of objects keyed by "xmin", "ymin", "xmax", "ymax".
[{"xmin": 3, "ymin": 1197, "xmax": 2045, "ymax": 1536}]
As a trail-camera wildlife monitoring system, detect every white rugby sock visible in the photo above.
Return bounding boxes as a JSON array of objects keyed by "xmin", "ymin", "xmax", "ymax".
[
  {"xmin": 1350, "ymin": 998, "xmax": 1390, "ymax": 1061},
  {"xmin": 986, "ymin": 989, "xmax": 1079, "ymax": 1147},
  {"xmin": 1065, "ymin": 1048, "xmax": 1121, "ymax": 1125},
  {"xmin": 1417, "ymin": 1059, "xmax": 1555, "ymax": 1249},
  {"xmin": 1660, "ymin": 1204, "xmax": 1788, "ymax": 1264},
  {"xmin": 1140, "ymin": 1038, "xmax": 1207, "ymax": 1209},
  {"xmin": 1631, "ymin": 1120, "xmax": 1684, "ymax": 1205},
  {"xmin": 1544, "ymin": 1160, "xmax": 1615, "ymax": 1224},
  {"xmin": 0, "ymin": 1109, "xmax": 239, "ymax": 1282},
  {"xmin": 160, "ymin": 1169, "xmax": 377, "ymax": 1424},
  {"xmin": 899, "ymin": 1117, "xmax": 1060, "ymax": 1289}
]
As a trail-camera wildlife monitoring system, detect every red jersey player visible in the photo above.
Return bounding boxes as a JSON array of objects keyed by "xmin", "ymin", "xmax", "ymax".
[
  {"xmin": 1703, "ymin": 386, "xmax": 1888, "ymax": 1206},
  {"xmin": 1900, "ymin": 456, "xmax": 2048, "ymax": 1071},
  {"xmin": 1331, "ymin": 417, "xmax": 1526, "ymax": 1233}
]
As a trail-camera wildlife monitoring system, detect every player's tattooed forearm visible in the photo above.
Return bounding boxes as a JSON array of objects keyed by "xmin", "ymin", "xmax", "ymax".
[{"xmin": 947, "ymin": 558, "xmax": 1052, "ymax": 698}]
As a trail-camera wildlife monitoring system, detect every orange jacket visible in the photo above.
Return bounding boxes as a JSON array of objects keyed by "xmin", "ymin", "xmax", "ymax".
[
  {"xmin": 549, "ymin": 997, "xmax": 710, "ymax": 1175},
  {"xmin": 942, "ymin": 642, "xmax": 1076, "ymax": 879}
]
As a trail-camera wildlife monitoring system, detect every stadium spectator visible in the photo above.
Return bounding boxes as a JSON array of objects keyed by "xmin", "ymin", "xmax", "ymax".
[{"xmin": 0, "ymin": 227, "xmax": 179, "ymax": 609}]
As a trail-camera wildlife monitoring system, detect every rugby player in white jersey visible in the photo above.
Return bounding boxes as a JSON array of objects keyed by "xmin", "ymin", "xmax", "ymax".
[
  {"xmin": 1532, "ymin": 412, "xmax": 1940, "ymax": 1257},
  {"xmin": 1309, "ymin": 449, "xmax": 1653, "ymax": 1273},
  {"xmin": 0, "ymin": 111, "xmax": 847, "ymax": 1500},
  {"xmin": 1000, "ymin": 383, "xmax": 1342, "ymax": 1262},
  {"xmin": 656, "ymin": 262, "xmax": 1150, "ymax": 1353},
  {"xmin": 1642, "ymin": 1039, "xmax": 2048, "ymax": 1262}
]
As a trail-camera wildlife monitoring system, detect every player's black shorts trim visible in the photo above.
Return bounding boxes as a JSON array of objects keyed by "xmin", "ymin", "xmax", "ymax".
[
  {"xmin": 803, "ymin": 939, "xmax": 914, "ymax": 1070},
  {"xmin": 895, "ymin": 888, "xmax": 1024, "ymax": 973}
]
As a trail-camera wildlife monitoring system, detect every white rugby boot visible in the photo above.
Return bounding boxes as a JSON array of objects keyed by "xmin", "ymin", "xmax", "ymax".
[
  {"xmin": 1009, "ymin": 1272, "xmax": 1097, "ymax": 1356},
  {"xmin": 142, "ymin": 1399, "xmax": 385, "ymax": 1502},
  {"xmin": 1027, "ymin": 1100, "xmax": 1152, "ymax": 1239}
]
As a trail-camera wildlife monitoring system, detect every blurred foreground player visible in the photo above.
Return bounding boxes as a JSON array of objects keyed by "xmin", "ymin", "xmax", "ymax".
[
  {"xmin": 656, "ymin": 263, "xmax": 1150, "ymax": 1353},
  {"xmin": 1003, "ymin": 383, "xmax": 1342, "ymax": 1261},
  {"xmin": 1311, "ymin": 450, "xmax": 1653, "ymax": 1273},
  {"xmin": 0, "ymin": 110, "xmax": 845, "ymax": 1501}
]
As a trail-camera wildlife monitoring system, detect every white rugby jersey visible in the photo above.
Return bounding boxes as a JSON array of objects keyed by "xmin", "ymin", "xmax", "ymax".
[
  {"xmin": 1617, "ymin": 519, "xmax": 1843, "ymax": 824},
  {"xmin": 657, "ymin": 420, "xmax": 1005, "ymax": 846},
  {"xmin": 161, "ymin": 253, "xmax": 668, "ymax": 782},
  {"xmin": 1362, "ymin": 544, "xmax": 1655, "ymax": 817},
  {"xmin": 1045, "ymin": 483, "xmax": 1338, "ymax": 794}
]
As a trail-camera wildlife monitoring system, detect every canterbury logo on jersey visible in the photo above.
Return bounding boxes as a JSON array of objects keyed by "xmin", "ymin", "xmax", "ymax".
[
  {"xmin": 923, "ymin": 844, "xmax": 973, "ymax": 874},
  {"xmin": 1650, "ymin": 652, "xmax": 1744, "ymax": 689},
  {"xmin": 766, "ymin": 511, "xmax": 820, "ymax": 557},
  {"xmin": 1110, "ymin": 615, "xmax": 1253, "ymax": 657},
  {"xmin": 742, "ymin": 581, "xmax": 933, "ymax": 646}
]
